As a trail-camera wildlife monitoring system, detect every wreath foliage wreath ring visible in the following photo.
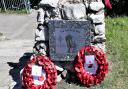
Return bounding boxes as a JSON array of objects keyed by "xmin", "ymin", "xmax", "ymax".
[
  {"xmin": 22, "ymin": 55, "xmax": 57, "ymax": 89},
  {"xmin": 74, "ymin": 46, "xmax": 108, "ymax": 87}
]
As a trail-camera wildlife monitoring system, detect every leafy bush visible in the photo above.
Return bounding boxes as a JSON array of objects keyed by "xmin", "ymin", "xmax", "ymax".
[{"xmin": 107, "ymin": 0, "xmax": 128, "ymax": 16}]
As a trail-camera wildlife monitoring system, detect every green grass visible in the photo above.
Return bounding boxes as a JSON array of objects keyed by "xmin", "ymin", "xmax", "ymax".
[
  {"xmin": 104, "ymin": 17, "xmax": 128, "ymax": 89},
  {"xmin": 0, "ymin": 32, "xmax": 3, "ymax": 36},
  {"xmin": 56, "ymin": 17, "xmax": 128, "ymax": 89},
  {"xmin": 0, "ymin": 8, "xmax": 28, "ymax": 14}
]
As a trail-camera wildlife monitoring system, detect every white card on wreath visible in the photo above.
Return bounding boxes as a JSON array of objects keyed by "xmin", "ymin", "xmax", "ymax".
[
  {"xmin": 32, "ymin": 65, "xmax": 42, "ymax": 77},
  {"xmin": 33, "ymin": 76, "xmax": 44, "ymax": 85},
  {"xmin": 85, "ymin": 55, "xmax": 95, "ymax": 64}
]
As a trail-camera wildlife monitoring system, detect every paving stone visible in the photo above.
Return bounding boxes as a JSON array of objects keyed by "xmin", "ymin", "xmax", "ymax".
[{"xmin": 0, "ymin": 86, "xmax": 9, "ymax": 89}]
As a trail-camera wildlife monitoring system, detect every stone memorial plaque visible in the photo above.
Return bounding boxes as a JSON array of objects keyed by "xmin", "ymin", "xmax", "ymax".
[{"xmin": 48, "ymin": 20, "xmax": 92, "ymax": 61}]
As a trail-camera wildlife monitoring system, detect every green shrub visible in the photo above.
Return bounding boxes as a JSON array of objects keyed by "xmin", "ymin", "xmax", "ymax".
[{"xmin": 107, "ymin": 0, "xmax": 128, "ymax": 16}]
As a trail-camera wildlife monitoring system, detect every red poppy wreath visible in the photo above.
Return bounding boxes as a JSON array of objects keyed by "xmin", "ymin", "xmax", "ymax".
[
  {"xmin": 22, "ymin": 55, "xmax": 57, "ymax": 89},
  {"xmin": 74, "ymin": 46, "xmax": 108, "ymax": 87}
]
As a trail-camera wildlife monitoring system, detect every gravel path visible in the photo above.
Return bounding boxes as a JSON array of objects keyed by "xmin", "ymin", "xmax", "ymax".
[{"xmin": 0, "ymin": 11, "xmax": 37, "ymax": 89}]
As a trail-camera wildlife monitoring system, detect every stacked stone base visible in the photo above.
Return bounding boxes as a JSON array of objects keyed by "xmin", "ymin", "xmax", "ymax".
[{"xmin": 34, "ymin": 0, "xmax": 106, "ymax": 55}]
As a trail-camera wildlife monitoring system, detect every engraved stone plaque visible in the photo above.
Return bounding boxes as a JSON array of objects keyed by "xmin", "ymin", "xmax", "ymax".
[{"xmin": 48, "ymin": 20, "xmax": 92, "ymax": 61}]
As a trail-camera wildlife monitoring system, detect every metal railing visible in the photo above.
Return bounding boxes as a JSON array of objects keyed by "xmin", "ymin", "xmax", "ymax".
[{"xmin": 0, "ymin": 0, "xmax": 31, "ymax": 13}]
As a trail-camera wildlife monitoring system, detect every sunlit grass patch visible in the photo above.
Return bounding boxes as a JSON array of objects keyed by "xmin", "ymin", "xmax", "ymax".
[{"xmin": 105, "ymin": 17, "xmax": 128, "ymax": 89}]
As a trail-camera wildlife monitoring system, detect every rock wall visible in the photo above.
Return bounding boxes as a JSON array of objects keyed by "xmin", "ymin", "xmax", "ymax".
[{"xmin": 34, "ymin": 0, "xmax": 106, "ymax": 55}]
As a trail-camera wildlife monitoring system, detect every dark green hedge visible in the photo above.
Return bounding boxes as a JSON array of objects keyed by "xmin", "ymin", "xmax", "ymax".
[
  {"xmin": 107, "ymin": 0, "xmax": 128, "ymax": 16},
  {"xmin": 30, "ymin": 0, "xmax": 41, "ymax": 8}
]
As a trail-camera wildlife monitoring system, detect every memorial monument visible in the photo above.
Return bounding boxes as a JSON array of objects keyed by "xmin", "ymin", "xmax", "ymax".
[{"xmin": 21, "ymin": 0, "xmax": 109, "ymax": 88}]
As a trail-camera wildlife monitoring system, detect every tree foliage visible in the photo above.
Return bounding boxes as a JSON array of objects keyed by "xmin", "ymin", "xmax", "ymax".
[{"xmin": 108, "ymin": 0, "xmax": 128, "ymax": 16}]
